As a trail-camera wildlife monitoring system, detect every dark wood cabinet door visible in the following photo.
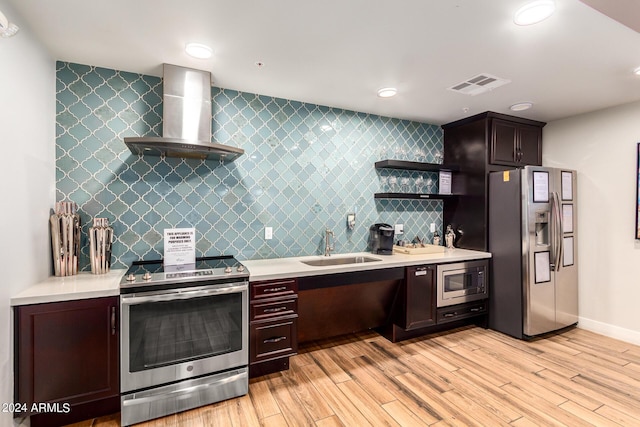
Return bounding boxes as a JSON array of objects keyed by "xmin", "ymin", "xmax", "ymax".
[
  {"xmin": 15, "ymin": 297, "xmax": 119, "ymax": 415},
  {"xmin": 404, "ymin": 266, "xmax": 436, "ymax": 330},
  {"xmin": 518, "ymin": 123, "xmax": 542, "ymax": 166},
  {"xmin": 491, "ymin": 118, "xmax": 542, "ymax": 166},
  {"xmin": 490, "ymin": 119, "xmax": 518, "ymax": 166}
]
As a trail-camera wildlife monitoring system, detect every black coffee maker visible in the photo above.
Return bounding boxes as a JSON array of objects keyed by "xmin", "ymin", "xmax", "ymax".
[{"xmin": 369, "ymin": 223, "xmax": 395, "ymax": 255}]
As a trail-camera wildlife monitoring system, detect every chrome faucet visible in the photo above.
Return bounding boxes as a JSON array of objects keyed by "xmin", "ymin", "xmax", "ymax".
[{"xmin": 324, "ymin": 228, "xmax": 335, "ymax": 256}]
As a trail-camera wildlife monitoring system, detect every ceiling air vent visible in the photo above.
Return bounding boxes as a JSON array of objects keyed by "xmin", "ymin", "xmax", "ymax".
[{"xmin": 448, "ymin": 73, "xmax": 511, "ymax": 96}]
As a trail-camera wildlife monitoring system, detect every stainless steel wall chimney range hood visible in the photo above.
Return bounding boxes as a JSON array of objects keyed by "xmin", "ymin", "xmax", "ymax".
[{"xmin": 124, "ymin": 64, "xmax": 244, "ymax": 162}]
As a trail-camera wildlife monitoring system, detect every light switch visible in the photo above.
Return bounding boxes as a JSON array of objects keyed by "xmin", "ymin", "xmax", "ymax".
[
  {"xmin": 395, "ymin": 224, "xmax": 404, "ymax": 235},
  {"xmin": 264, "ymin": 227, "xmax": 273, "ymax": 240},
  {"xmin": 430, "ymin": 223, "xmax": 436, "ymax": 233}
]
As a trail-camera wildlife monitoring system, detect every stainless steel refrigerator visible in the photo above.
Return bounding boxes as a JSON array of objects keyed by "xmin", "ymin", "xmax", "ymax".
[{"xmin": 488, "ymin": 166, "xmax": 578, "ymax": 339}]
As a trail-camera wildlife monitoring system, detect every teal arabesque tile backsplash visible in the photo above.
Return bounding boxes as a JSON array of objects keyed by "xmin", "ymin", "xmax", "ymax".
[{"xmin": 55, "ymin": 61, "xmax": 444, "ymax": 269}]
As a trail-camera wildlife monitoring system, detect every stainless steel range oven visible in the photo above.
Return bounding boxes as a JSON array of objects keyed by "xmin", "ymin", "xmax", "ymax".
[
  {"xmin": 119, "ymin": 256, "xmax": 249, "ymax": 426},
  {"xmin": 436, "ymin": 259, "xmax": 488, "ymax": 307}
]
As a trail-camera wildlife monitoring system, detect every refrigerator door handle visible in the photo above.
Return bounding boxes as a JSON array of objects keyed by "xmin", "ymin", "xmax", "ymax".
[{"xmin": 552, "ymin": 191, "xmax": 563, "ymax": 272}]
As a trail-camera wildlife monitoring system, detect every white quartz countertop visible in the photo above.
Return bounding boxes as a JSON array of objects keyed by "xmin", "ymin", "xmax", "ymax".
[
  {"xmin": 12, "ymin": 249, "xmax": 490, "ymax": 305},
  {"xmin": 242, "ymin": 248, "xmax": 491, "ymax": 282},
  {"xmin": 11, "ymin": 269, "xmax": 126, "ymax": 306}
]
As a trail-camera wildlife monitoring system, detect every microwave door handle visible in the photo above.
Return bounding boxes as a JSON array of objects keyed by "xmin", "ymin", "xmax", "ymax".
[{"xmin": 122, "ymin": 284, "xmax": 247, "ymax": 305}]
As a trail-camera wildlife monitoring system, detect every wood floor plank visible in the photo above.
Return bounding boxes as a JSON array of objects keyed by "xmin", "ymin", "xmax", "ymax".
[
  {"xmin": 393, "ymin": 372, "xmax": 481, "ymax": 426},
  {"xmin": 336, "ymin": 380, "xmax": 401, "ymax": 426},
  {"xmin": 530, "ymin": 368, "xmax": 603, "ymax": 411},
  {"xmin": 314, "ymin": 415, "xmax": 345, "ymax": 427},
  {"xmin": 381, "ymin": 400, "xmax": 431, "ymax": 427},
  {"xmin": 285, "ymin": 363, "xmax": 335, "ymax": 421},
  {"xmin": 536, "ymin": 368, "xmax": 640, "ymax": 421},
  {"xmin": 93, "ymin": 326, "xmax": 640, "ymax": 427},
  {"xmin": 595, "ymin": 404, "xmax": 640, "ymax": 426},
  {"xmin": 248, "ymin": 377, "xmax": 281, "ymax": 420},
  {"xmin": 339, "ymin": 355, "xmax": 398, "ymax": 405},
  {"xmin": 260, "ymin": 413, "xmax": 288, "ymax": 427},
  {"xmin": 266, "ymin": 375, "xmax": 316, "ymax": 426},
  {"xmin": 297, "ymin": 362, "xmax": 374, "ymax": 427},
  {"xmin": 500, "ymin": 382, "xmax": 591, "ymax": 427},
  {"xmin": 440, "ymin": 389, "xmax": 511, "ymax": 427},
  {"xmin": 310, "ymin": 347, "xmax": 352, "ymax": 383},
  {"xmin": 558, "ymin": 400, "xmax": 621, "ymax": 427},
  {"xmin": 509, "ymin": 416, "xmax": 542, "ymax": 427}
]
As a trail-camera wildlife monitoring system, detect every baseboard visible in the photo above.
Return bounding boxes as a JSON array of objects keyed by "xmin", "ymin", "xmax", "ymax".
[{"xmin": 578, "ymin": 317, "xmax": 640, "ymax": 346}]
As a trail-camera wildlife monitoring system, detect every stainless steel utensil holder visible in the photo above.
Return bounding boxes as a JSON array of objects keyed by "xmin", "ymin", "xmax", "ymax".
[
  {"xmin": 89, "ymin": 218, "xmax": 113, "ymax": 274},
  {"xmin": 50, "ymin": 201, "xmax": 81, "ymax": 276}
]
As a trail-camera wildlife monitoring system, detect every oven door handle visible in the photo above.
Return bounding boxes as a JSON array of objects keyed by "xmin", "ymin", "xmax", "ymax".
[{"xmin": 121, "ymin": 284, "xmax": 247, "ymax": 305}]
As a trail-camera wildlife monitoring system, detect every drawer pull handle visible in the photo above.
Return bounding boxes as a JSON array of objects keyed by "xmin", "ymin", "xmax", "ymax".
[
  {"xmin": 470, "ymin": 307, "xmax": 483, "ymax": 312},
  {"xmin": 264, "ymin": 286, "xmax": 287, "ymax": 293},
  {"xmin": 264, "ymin": 307, "xmax": 288, "ymax": 313},
  {"xmin": 264, "ymin": 336, "xmax": 287, "ymax": 344},
  {"xmin": 444, "ymin": 312, "xmax": 457, "ymax": 318}
]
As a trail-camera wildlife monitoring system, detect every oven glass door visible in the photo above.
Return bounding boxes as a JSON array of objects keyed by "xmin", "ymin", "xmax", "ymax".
[
  {"xmin": 129, "ymin": 293, "xmax": 242, "ymax": 372},
  {"xmin": 121, "ymin": 283, "xmax": 248, "ymax": 392}
]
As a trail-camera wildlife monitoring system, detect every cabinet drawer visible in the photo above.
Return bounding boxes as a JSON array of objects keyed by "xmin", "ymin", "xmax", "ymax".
[
  {"xmin": 251, "ymin": 298, "xmax": 297, "ymax": 321},
  {"xmin": 251, "ymin": 279, "xmax": 297, "ymax": 300},
  {"xmin": 436, "ymin": 301, "xmax": 487, "ymax": 324},
  {"xmin": 251, "ymin": 317, "xmax": 298, "ymax": 362}
]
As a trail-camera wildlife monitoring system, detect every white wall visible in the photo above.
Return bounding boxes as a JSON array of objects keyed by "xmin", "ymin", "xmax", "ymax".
[
  {"xmin": 544, "ymin": 101, "xmax": 640, "ymax": 345},
  {"xmin": 0, "ymin": 1, "xmax": 55, "ymax": 425}
]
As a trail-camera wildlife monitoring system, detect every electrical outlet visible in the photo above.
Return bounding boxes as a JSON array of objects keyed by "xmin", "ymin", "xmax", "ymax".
[
  {"xmin": 395, "ymin": 224, "xmax": 404, "ymax": 235},
  {"xmin": 264, "ymin": 227, "xmax": 273, "ymax": 240},
  {"xmin": 430, "ymin": 223, "xmax": 436, "ymax": 233}
]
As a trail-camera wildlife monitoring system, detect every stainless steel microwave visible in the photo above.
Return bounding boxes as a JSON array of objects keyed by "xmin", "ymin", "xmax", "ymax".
[{"xmin": 436, "ymin": 260, "xmax": 488, "ymax": 307}]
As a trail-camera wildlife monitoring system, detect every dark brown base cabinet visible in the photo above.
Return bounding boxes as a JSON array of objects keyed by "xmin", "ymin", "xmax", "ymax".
[
  {"xmin": 384, "ymin": 265, "xmax": 488, "ymax": 343},
  {"xmin": 399, "ymin": 265, "xmax": 436, "ymax": 330},
  {"xmin": 249, "ymin": 279, "xmax": 298, "ymax": 378},
  {"xmin": 14, "ymin": 297, "xmax": 120, "ymax": 427}
]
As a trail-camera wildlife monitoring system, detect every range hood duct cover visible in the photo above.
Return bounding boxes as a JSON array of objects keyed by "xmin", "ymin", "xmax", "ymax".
[{"xmin": 124, "ymin": 64, "xmax": 244, "ymax": 162}]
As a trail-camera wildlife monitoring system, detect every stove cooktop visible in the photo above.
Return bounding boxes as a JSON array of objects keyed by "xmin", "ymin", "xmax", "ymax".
[{"xmin": 119, "ymin": 255, "xmax": 249, "ymax": 291}]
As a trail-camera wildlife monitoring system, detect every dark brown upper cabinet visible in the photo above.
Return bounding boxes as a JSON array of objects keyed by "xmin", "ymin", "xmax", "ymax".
[{"xmin": 490, "ymin": 118, "xmax": 543, "ymax": 166}]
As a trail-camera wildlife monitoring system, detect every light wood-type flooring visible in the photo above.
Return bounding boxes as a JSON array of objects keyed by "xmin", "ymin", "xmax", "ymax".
[{"xmin": 71, "ymin": 326, "xmax": 640, "ymax": 426}]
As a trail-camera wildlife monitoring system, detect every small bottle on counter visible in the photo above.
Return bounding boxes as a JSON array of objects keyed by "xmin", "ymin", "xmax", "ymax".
[
  {"xmin": 433, "ymin": 231, "xmax": 441, "ymax": 246},
  {"xmin": 445, "ymin": 224, "xmax": 456, "ymax": 249}
]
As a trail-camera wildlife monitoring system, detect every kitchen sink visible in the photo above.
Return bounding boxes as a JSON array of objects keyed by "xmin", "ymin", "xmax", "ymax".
[{"xmin": 300, "ymin": 256, "xmax": 382, "ymax": 267}]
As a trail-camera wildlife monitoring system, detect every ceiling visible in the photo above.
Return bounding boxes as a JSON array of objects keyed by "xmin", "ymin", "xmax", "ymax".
[{"xmin": 5, "ymin": 0, "xmax": 640, "ymax": 125}]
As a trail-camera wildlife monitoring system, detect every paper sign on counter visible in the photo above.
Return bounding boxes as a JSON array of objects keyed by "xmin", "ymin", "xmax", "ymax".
[{"xmin": 164, "ymin": 228, "xmax": 196, "ymax": 266}]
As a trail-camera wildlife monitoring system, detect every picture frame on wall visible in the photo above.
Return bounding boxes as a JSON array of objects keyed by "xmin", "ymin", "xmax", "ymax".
[{"xmin": 636, "ymin": 143, "xmax": 640, "ymax": 239}]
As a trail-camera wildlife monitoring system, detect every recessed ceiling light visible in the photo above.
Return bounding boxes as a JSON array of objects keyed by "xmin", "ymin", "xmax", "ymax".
[
  {"xmin": 510, "ymin": 102, "xmax": 534, "ymax": 111},
  {"xmin": 514, "ymin": 0, "xmax": 555, "ymax": 26},
  {"xmin": 633, "ymin": 66, "xmax": 640, "ymax": 76},
  {"xmin": 185, "ymin": 43, "xmax": 212, "ymax": 59},
  {"xmin": 377, "ymin": 87, "xmax": 397, "ymax": 98}
]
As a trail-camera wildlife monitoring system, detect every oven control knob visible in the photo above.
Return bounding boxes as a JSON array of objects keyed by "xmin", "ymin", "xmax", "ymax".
[
  {"xmin": 236, "ymin": 265, "xmax": 245, "ymax": 273},
  {"xmin": 126, "ymin": 274, "xmax": 136, "ymax": 282},
  {"xmin": 224, "ymin": 266, "xmax": 233, "ymax": 274},
  {"xmin": 142, "ymin": 272, "xmax": 152, "ymax": 281}
]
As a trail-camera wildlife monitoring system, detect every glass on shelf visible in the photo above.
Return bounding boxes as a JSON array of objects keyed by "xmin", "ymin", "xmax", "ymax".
[
  {"xmin": 414, "ymin": 149, "xmax": 426, "ymax": 163},
  {"xmin": 434, "ymin": 151, "xmax": 443, "ymax": 164},
  {"xmin": 388, "ymin": 176, "xmax": 398, "ymax": 192},
  {"xmin": 380, "ymin": 176, "xmax": 388, "ymax": 192},
  {"xmin": 415, "ymin": 176, "xmax": 425, "ymax": 194},
  {"xmin": 426, "ymin": 178, "xmax": 434, "ymax": 193},
  {"xmin": 394, "ymin": 145, "xmax": 406, "ymax": 160},
  {"xmin": 400, "ymin": 177, "xmax": 411, "ymax": 193}
]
